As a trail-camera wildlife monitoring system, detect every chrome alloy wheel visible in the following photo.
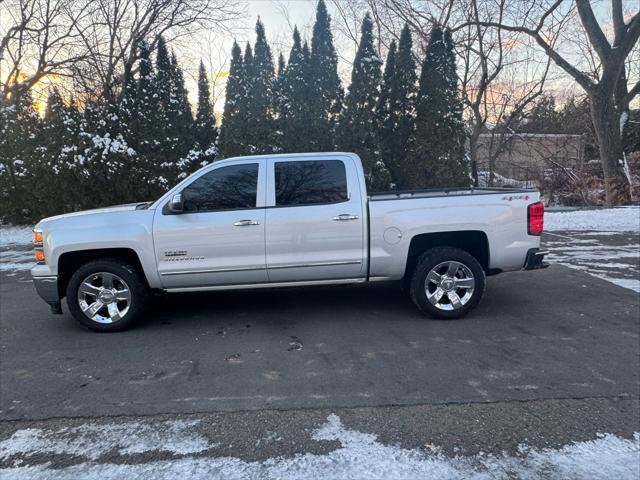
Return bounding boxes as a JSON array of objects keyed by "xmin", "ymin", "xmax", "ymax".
[
  {"xmin": 77, "ymin": 272, "xmax": 132, "ymax": 323},
  {"xmin": 424, "ymin": 261, "xmax": 475, "ymax": 311}
]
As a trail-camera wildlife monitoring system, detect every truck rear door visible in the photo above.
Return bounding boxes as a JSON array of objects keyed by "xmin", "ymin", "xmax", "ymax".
[{"xmin": 265, "ymin": 156, "xmax": 366, "ymax": 282}]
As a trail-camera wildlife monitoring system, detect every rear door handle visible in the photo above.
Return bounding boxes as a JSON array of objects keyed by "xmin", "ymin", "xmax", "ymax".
[
  {"xmin": 234, "ymin": 219, "xmax": 260, "ymax": 226},
  {"xmin": 333, "ymin": 214, "xmax": 359, "ymax": 221}
]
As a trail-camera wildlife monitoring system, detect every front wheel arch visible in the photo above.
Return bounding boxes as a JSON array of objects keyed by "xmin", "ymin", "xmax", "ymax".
[{"xmin": 57, "ymin": 248, "xmax": 147, "ymax": 299}]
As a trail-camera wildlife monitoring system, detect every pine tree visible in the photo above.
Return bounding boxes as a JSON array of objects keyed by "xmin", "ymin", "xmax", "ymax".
[
  {"xmin": 409, "ymin": 27, "xmax": 468, "ymax": 188},
  {"xmin": 73, "ymin": 99, "xmax": 140, "ymax": 208},
  {"xmin": 377, "ymin": 25, "xmax": 417, "ymax": 189},
  {"xmin": 151, "ymin": 39, "xmax": 197, "ymax": 188},
  {"xmin": 309, "ymin": 0, "xmax": 343, "ymax": 151},
  {"xmin": 518, "ymin": 94, "xmax": 563, "ymax": 133},
  {"xmin": 134, "ymin": 42, "xmax": 161, "ymax": 169},
  {"xmin": 0, "ymin": 92, "xmax": 41, "ymax": 222},
  {"xmin": 218, "ymin": 41, "xmax": 246, "ymax": 157},
  {"xmin": 339, "ymin": 14, "xmax": 390, "ymax": 190},
  {"xmin": 272, "ymin": 53, "xmax": 287, "ymax": 152},
  {"xmin": 246, "ymin": 19, "xmax": 275, "ymax": 154},
  {"xmin": 194, "ymin": 60, "xmax": 218, "ymax": 159},
  {"xmin": 36, "ymin": 88, "xmax": 76, "ymax": 215},
  {"xmin": 376, "ymin": 40, "xmax": 397, "ymax": 183},
  {"xmin": 171, "ymin": 51, "xmax": 195, "ymax": 141},
  {"xmin": 155, "ymin": 37, "xmax": 173, "ymax": 112},
  {"xmin": 170, "ymin": 52, "xmax": 201, "ymax": 180},
  {"xmin": 119, "ymin": 63, "xmax": 138, "ymax": 143},
  {"xmin": 279, "ymin": 27, "xmax": 312, "ymax": 153}
]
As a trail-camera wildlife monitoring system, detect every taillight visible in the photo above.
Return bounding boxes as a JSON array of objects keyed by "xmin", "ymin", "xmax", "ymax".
[{"xmin": 528, "ymin": 202, "xmax": 544, "ymax": 236}]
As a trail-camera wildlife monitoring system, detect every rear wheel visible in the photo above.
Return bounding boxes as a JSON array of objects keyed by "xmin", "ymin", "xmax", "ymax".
[
  {"xmin": 66, "ymin": 259, "xmax": 148, "ymax": 331},
  {"xmin": 409, "ymin": 247, "xmax": 485, "ymax": 319}
]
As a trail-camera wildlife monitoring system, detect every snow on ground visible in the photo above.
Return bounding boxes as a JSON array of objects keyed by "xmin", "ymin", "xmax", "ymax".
[
  {"xmin": 0, "ymin": 225, "xmax": 33, "ymax": 246},
  {"xmin": 544, "ymin": 233, "xmax": 639, "ymax": 292},
  {"xmin": 543, "ymin": 207, "xmax": 640, "ymax": 291},
  {"xmin": 0, "ymin": 420, "xmax": 209, "ymax": 461},
  {"xmin": 545, "ymin": 207, "xmax": 639, "ymax": 232},
  {"xmin": 1, "ymin": 225, "xmax": 34, "ymax": 272},
  {"xmin": 1, "ymin": 415, "xmax": 638, "ymax": 480}
]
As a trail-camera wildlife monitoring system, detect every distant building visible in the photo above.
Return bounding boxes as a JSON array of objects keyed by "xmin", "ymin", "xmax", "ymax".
[{"xmin": 474, "ymin": 133, "xmax": 585, "ymax": 182}]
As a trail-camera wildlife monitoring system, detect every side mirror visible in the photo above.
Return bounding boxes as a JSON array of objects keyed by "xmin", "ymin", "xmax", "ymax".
[{"xmin": 168, "ymin": 192, "xmax": 184, "ymax": 213}]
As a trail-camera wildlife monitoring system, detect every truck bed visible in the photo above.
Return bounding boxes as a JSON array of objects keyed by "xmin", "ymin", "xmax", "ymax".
[
  {"xmin": 369, "ymin": 187, "xmax": 536, "ymax": 202},
  {"xmin": 367, "ymin": 186, "xmax": 541, "ymax": 280}
]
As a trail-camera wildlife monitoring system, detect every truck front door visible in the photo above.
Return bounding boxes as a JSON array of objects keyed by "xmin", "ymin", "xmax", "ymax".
[{"xmin": 153, "ymin": 160, "xmax": 267, "ymax": 289}]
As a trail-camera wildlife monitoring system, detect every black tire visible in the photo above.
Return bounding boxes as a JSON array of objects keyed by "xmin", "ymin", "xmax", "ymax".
[
  {"xmin": 66, "ymin": 259, "xmax": 149, "ymax": 332},
  {"xmin": 409, "ymin": 247, "xmax": 485, "ymax": 320}
]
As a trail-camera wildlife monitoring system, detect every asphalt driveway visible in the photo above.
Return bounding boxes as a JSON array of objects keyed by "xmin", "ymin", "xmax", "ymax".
[{"xmin": 1, "ymin": 264, "xmax": 638, "ymax": 421}]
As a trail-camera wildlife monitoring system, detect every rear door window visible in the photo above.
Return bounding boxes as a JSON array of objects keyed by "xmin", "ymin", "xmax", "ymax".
[{"xmin": 274, "ymin": 160, "xmax": 348, "ymax": 206}]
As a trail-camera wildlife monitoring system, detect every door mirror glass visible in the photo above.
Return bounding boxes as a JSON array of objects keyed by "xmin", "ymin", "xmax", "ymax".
[{"xmin": 168, "ymin": 193, "xmax": 184, "ymax": 213}]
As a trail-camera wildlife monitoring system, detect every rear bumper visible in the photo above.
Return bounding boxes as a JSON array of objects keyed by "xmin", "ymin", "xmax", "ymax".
[
  {"xmin": 523, "ymin": 248, "xmax": 549, "ymax": 270},
  {"xmin": 32, "ymin": 275, "xmax": 63, "ymax": 314}
]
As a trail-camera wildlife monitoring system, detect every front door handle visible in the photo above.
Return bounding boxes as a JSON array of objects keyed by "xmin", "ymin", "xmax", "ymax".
[
  {"xmin": 234, "ymin": 219, "xmax": 260, "ymax": 226},
  {"xmin": 333, "ymin": 214, "xmax": 359, "ymax": 221}
]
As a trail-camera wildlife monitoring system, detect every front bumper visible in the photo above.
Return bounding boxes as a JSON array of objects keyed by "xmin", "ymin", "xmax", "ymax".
[
  {"xmin": 32, "ymin": 275, "xmax": 63, "ymax": 314},
  {"xmin": 523, "ymin": 248, "xmax": 549, "ymax": 270}
]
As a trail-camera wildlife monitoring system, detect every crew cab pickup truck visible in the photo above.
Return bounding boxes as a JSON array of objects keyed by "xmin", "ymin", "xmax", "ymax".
[{"xmin": 31, "ymin": 152, "xmax": 548, "ymax": 331}]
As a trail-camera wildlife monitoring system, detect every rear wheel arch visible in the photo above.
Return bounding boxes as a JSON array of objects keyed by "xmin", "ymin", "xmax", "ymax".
[{"xmin": 403, "ymin": 231, "xmax": 490, "ymax": 281}]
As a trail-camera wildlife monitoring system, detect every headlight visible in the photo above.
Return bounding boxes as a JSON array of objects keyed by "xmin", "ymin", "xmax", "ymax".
[{"xmin": 33, "ymin": 227, "xmax": 44, "ymax": 262}]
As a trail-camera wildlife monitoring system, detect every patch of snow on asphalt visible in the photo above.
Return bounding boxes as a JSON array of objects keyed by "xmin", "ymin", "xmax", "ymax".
[
  {"xmin": 545, "ymin": 231, "xmax": 640, "ymax": 292},
  {"xmin": 0, "ymin": 226, "xmax": 32, "ymax": 246},
  {"xmin": 1, "ymin": 415, "xmax": 638, "ymax": 480},
  {"xmin": 0, "ymin": 420, "xmax": 209, "ymax": 461},
  {"xmin": 545, "ymin": 207, "xmax": 639, "ymax": 232}
]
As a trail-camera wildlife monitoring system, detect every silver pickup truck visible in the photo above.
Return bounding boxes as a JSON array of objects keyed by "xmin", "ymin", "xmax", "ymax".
[{"xmin": 31, "ymin": 152, "xmax": 547, "ymax": 331}]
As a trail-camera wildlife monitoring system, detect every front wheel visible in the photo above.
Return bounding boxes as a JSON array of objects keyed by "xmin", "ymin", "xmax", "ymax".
[
  {"xmin": 409, "ymin": 247, "xmax": 486, "ymax": 320},
  {"xmin": 66, "ymin": 259, "xmax": 149, "ymax": 331}
]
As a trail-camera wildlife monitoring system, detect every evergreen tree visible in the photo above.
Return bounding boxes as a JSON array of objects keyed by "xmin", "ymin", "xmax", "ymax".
[
  {"xmin": 377, "ymin": 25, "xmax": 417, "ymax": 189},
  {"xmin": 519, "ymin": 94, "xmax": 563, "ymax": 133},
  {"xmin": 0, "ymin": 92, "xmax": 41, "ymax": 222},
  {"xmin": 171, "ymin": 51, "xmax": 195, "ymax": 140},
  {"xmin": 246, "ymin": 19, "xmax": 275, "ymax": 154},
  {"xmin": 194, "ymin": 60, "xmax": 218, "ymax": 159},
  {"xmin": 339, "ymin": 14, "xmax": 390, "ymax": 190},
  {"xmin": 35, "ymin": 88, "xmax": 79, "ymax": 215},
  {"xmin": 376, "ymin": 40, "xmax": 397, "ymax": 183},
  {"xmin": 119, "ymin": 63, "xmax": 138, "ymax": 142},
  {"xmin": 170, "ymin": 52, "xmax": 202, "ymax": 179},
  {"xmin": 276, "ymin": 53, "xmax": 286, "ymax": 79},
  {"xmin": 134, "ymin": 41, "xmax": 159, "ymax": 148},
  {"xmin": 218, "ymin": 41, "xmax": 246, "ymax": 157},
  {"xmin": 279, "ymin": 27, "xmax": 312, "ymax": 153},
  {"xmin": 155, "ymin": 37, "xmax": 173, "ymax": 114},
  {"xmin": 74, "ymin": 99, "xmax": 140, "ymax": 207},
  {"xmin": 409, "ymin": 27, "xmax": 468, "ymax": 188},
  {"xmin": 151, "ymin": 39, "xmax": 197, "ymax": 187},
  {"xmin": 272, "ymin": 53, "xmax": 287, "ymax": 151},
  {"xmin": 309, "ymin": 0, "xmax": 343, "ymax": 151}
]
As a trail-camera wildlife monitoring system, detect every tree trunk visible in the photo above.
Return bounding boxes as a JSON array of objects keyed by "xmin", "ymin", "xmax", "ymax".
[
  {"xmin": 469, "ymin": 127, "xmax": 481, "ymax": 187},
  {"xmin": 589, "ymin": 92, "xmax": 632, "ymax": 206}
]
